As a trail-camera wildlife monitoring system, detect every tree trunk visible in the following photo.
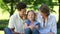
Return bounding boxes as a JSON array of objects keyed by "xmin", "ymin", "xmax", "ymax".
[
  {"xmin": 10, "ymin": 0, "xmax": 14, "ymax": 16},
  {"xmin": 57, "ymin": 0, "xmax": 60, "ymax": 28}
]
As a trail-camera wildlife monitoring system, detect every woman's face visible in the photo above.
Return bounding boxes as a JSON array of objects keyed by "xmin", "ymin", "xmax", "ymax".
[
  {"xmin": 40, "ymin": 11, "xmax": 47, "ymax": 17},
  {"xmin": 27, "ymin": 11, "xmax": 35, "ymax": 21},
  {"xmin": 40, "ymin": 11, "xmax": 45, "ymax": 17}
]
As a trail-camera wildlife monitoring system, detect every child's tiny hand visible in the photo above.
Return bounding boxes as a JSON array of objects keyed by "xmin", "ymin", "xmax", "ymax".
[{"xmin": 29, "ymin": 25, "xmax": 35, "ymax": 30}]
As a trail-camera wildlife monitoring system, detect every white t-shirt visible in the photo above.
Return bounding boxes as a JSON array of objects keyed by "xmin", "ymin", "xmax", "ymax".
[{"xmin": 8, "ymin": 12, "xmax": 25, "ymax": 33}]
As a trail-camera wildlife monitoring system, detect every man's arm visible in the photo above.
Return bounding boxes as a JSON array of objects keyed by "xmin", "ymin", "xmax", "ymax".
[
  {"xmin": 9, "ymin": 28, "xmax": 20, "ymax": 34},
  {"xmin": 8, "ymin": 15, "xmax": 20, "ymax": 34}
]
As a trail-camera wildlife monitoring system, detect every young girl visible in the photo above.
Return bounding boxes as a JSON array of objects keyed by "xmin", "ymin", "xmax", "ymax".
[{"xmin": 24, "ymin": 10, "xmax": 40, "ymax": 34}]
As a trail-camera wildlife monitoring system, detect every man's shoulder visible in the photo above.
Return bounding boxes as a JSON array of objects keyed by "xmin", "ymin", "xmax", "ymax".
[{"xmin": 10, "ymin": 13, "xmax": 18, "ymax": 19}]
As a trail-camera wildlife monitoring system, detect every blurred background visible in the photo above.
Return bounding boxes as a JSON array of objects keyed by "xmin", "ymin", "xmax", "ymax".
[{"xmin": 0, "ymin": 0, "xmax": 60, "ymax": 34}]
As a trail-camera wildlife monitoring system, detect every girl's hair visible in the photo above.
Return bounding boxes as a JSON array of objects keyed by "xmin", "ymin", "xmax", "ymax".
[{"xmin": 27, "ymin": 10, "xmax": 36, "ymax": 20}]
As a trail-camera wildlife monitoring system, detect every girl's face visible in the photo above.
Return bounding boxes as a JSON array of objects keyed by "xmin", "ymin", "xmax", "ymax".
[{"xmin": 27, "ymin": 11, "xmax": 35, "ymax": 21}]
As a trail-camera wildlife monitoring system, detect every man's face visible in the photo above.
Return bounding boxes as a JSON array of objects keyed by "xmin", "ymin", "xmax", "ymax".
[{"xmin": 18, "ymin": 8, "xmax": 26, "ymax": 16}]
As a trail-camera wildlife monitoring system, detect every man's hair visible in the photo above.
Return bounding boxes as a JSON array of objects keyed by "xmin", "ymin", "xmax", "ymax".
[
  {"xmin": 39, "ymin": 3, "xmax": 50, "ymax": 16},
  {"xmin": 16, "ymin": 2, "xmax": 27, "ymax": 10}
]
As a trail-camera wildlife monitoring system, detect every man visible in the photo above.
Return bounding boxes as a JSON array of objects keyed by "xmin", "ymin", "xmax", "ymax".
[
  {"xmin": 4, "ymin": 2, "xmax": 27, "ymax": 34},
  {"xmin": 37, "ymin": 4, "xmax": 57, "ymax": 34}
]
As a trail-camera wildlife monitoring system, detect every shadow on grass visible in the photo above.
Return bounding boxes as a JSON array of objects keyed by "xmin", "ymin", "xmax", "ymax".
[{"xmin": 0, "ymin": 19, "xmax": 9, "ymax": 30}]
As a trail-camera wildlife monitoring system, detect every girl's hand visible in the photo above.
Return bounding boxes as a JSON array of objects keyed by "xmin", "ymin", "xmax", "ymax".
[{"xmin": 29, "ymin": 25, "xmax": 35, "ymax": 30}]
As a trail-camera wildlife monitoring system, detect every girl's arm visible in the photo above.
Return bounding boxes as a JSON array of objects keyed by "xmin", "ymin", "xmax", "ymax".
[
  {"xmin": 35, "ymin": 23, "xmax": 40, "ymax": 30},
  {"xmin": 24, "ymin": 23, "xmax": 34, "ymax": 30}
]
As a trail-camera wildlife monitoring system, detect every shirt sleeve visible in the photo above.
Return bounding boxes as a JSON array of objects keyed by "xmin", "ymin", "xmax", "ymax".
[
  {"xmin": 8, "ymin": 15, "xmax": 15, "ymax": 28},
  {"xmin": 51, "ymin": 16, "xmax": 57, "ymax": 34}
]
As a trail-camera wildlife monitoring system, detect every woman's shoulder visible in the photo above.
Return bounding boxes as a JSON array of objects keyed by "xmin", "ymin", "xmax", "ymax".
[{"xmin": 49, "ymin": 14, "xmax": 56, "ymax": 19}]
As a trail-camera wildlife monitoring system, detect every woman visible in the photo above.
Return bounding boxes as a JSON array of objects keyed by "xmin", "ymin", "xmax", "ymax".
[
  {"xmin": 37, "ymin": 4, "xmax": 57, "ymax": 34},
  {"xmin": 24, "ymin": 10, "xmax": 40, "ymax": 34}
]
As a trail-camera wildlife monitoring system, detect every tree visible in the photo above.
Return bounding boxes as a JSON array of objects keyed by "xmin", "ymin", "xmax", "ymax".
[
  {"xmin": 57, "ymin": 0, "xmax": 60, "ymax": 28},
  {"xmin": 0, "ymin": 0, "xmax": 20, "ymax": 16},
  {"xmin": 0, "ymin": 0, "xmax": 58, "ymax": 16}
]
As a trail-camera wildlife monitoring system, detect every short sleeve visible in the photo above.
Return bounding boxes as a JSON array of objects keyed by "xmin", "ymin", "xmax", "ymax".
[{"xmin": 8, "ymin": 15, "xmax": 15, "ymax": 28}]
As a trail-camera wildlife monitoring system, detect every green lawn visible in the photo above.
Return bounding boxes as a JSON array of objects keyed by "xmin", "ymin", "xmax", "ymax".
[{"xmin": 0, "ymin": 31, "xmax": 4, "ymax": 34}]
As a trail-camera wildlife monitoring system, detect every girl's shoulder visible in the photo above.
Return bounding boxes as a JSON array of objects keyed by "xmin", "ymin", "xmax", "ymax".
[
  {"xmin": 25, "ymin": 19, "xmax": 30, "ymax": 26},
  {"xmin": 34, "ymin": 20, "xmax": 40, "ymax": 25}
]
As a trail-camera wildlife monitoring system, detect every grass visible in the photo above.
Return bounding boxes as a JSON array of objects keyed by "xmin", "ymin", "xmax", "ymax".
[
  {"xmin": 0, "ymin": 20, "xmax": 8, "ymax": 30},
  {"xmin": 0, "ymin": 31, "xmax": 4, "ymax": 34}
]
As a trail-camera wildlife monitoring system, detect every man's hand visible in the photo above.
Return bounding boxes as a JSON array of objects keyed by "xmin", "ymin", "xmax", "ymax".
[{"xmin": 12, "ymin": 32, "xmax": 20, "ymax": 34}]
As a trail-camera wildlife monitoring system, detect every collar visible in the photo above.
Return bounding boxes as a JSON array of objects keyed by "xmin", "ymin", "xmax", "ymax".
[
  {"xmin": 16, "ymin": 12, "xmax": 22, "ymax": 20},
  {"xmin": 38, "ymin": 12, "xmax": 51, "ymax": 19}
]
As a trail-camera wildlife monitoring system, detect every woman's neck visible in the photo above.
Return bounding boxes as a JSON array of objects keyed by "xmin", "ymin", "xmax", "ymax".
[{"xmin": 43, "ymin": 16, "xmax": 48, "ymax": 23}]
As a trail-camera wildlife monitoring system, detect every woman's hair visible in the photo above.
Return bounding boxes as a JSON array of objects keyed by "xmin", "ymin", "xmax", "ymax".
[
  {"xmin": 39, "ymin": 3, "xmax": 50, "ymax": 16},
  {"xmin": 27, "ymin": 10, "xmax": 36, "ymax": 20}
]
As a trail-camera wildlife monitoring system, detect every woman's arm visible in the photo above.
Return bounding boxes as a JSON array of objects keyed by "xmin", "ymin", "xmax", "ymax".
[
  {"xmin": 50, "ymin": 17, "xmax": 57, "ymax": 34},
  {"xmin": 47, "ymin": 17, "xmax": 57, "ymax": 34}
]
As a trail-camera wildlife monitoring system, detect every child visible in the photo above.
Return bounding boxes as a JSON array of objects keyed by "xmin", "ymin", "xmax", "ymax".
[{"xmin": 24, "ymin": 10, "xmax": 40, "ymax": 34}]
